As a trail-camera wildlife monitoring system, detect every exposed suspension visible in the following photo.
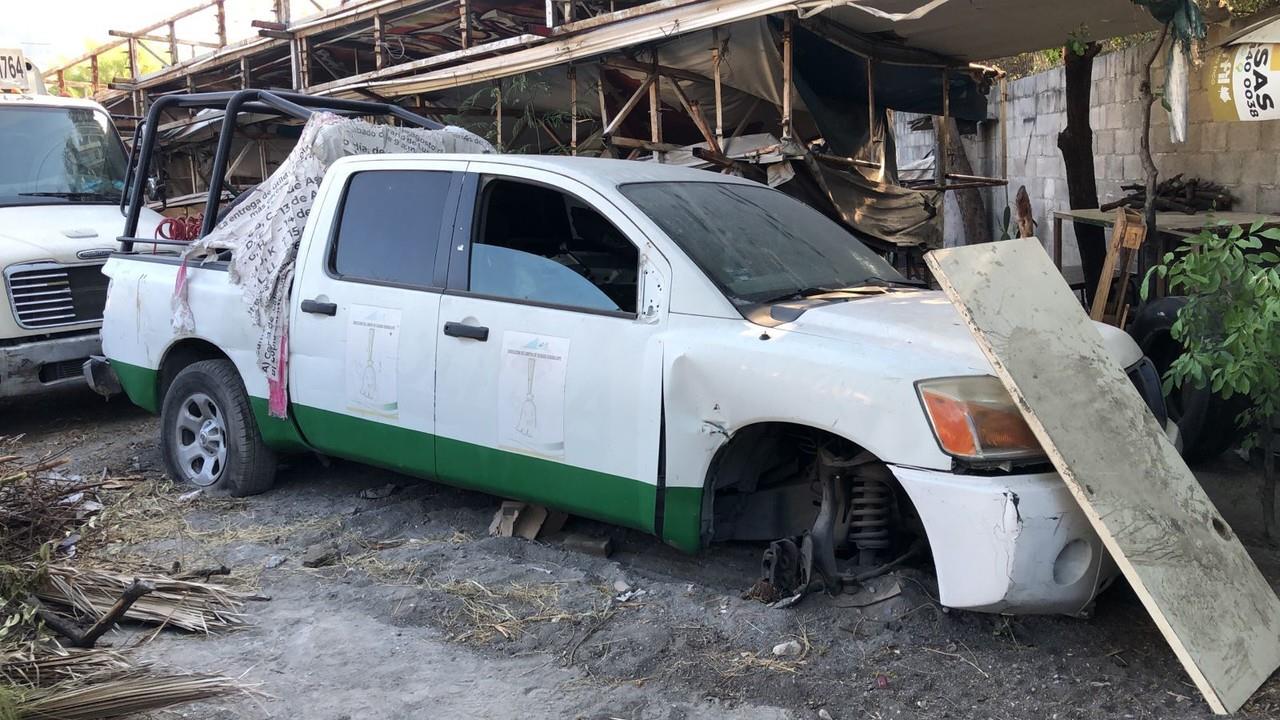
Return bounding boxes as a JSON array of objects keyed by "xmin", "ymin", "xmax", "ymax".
[{"xmin": 846, "ymin": 462, "xmax": 894, "ymax": 565}]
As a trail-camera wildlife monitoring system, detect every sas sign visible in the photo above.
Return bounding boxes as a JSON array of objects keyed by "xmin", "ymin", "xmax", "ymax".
[{"xmin": 1209, "ymin": 43, "xmax": 1280, "ymax": 122}]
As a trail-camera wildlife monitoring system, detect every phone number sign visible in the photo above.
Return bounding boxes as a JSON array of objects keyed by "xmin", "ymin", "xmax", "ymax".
[{"xmin": 1209, "ymin": 43, "xmax": 1280, "ymax": 122}]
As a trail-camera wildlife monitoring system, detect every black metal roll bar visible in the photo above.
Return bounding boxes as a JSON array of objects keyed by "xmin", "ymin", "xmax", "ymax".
[{"xmin": 119, "ymin": 89, "xmax": 443, "ymax": 252}]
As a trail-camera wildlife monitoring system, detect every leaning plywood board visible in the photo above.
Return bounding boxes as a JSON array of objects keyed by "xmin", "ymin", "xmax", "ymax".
[{"xmin": 925, "ymin": 238, "xmax": 1280, "ymax": 715}]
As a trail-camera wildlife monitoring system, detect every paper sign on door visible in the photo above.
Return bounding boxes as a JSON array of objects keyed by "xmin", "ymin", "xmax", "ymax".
[
  {"xmin": 345, "ymin": 305, "xmax": 401, "ymax": 419},
  {"xmin": 499, "ymin": 331, "xmax": 569, "ymax": 459}
]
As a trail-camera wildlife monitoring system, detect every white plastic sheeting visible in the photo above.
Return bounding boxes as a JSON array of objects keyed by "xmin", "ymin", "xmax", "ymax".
[{"xmin": 177, "ymin": 111, "xmax": 492, "ymax": 416}]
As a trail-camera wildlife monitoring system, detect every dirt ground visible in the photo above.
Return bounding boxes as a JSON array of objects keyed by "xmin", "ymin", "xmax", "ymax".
[{"xmin": 4, "ymin": 387, "xmax": 1280, "ymax": 720}]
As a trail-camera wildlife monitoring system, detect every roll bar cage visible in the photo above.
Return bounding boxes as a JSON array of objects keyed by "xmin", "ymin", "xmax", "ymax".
[{"xmin": 118, "ymin": 89, "xmax": 443, "ymax": 252}]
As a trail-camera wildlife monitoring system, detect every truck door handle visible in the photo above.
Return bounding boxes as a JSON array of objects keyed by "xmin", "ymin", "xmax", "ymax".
[
  {"xmin": 301, "ymin": 299, "xmax": 337, "ymax": 316},
  {"xmin": 443, "ymin": 321, "xmax": 489, "ymax": 341}
]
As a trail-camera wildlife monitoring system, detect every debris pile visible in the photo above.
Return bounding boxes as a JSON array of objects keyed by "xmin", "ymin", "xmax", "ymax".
[
  {"xmin": 0, "ymin": 437, "xmax": 250, "ymax": 718},
  {"xmin": 1100, "ymin": 174, "xmax": 1235, "ymax": 214}
]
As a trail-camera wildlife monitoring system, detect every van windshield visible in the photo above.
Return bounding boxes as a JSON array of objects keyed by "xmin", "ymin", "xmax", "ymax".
[
  {"xmin": 0, "ymin": 105, "xmax": 128, "ymax": 207},
  {"xmin": 618, "ymin": 181, "xmax": 911, "ymax": 305}
]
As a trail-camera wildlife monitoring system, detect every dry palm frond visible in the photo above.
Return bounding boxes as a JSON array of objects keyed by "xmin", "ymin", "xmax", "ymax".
[
  {"xmin": 0, "ymin": 646, "xmax": 129, "ymax": 687},
  {"xmin": 15, "ymin": 669, "xmax": 246, "ymax": 720},
  {"xmin": 34, "ymin": 565, "xmax": 250, "ymax": 633},
  {"xmin": 435, "ymin": 579, "xmax": 613, "ymax": 643},
  {"xmin": 0, "ymin": 645, "xmax": 249, "ymax": 720}
]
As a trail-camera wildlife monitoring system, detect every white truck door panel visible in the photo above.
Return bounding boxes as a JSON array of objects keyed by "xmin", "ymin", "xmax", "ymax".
[
  {"xmin": 434, "ymin": 164, "xmax": 670, "ymax": 533},
  {"xmin": 289, "ymin": 161, "xmax": 464, "ymax": 472}
]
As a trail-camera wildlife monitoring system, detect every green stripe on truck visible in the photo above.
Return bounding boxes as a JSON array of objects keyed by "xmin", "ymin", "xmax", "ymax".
[
  {"xmin": 111, "ymin": 359, "xmax": 160, "ymax": 414},
  {"xmin": 107, "ymin": 359, "xmax": 702, "ymax": 552}
]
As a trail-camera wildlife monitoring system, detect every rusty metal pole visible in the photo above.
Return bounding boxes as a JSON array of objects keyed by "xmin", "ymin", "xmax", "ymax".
[
  {"xmin": 596, "ymin": 70, "xmax": 608, "ymax": 129},
  {"xmin": 299, "ymin": 36, "xmax": 310, "ymax": 89},
  {"xmin": 90, "ymin": 55, "xmax": 98, "ymax": 94},
  {"xmin": 460, "ymin": 0, "xmax": 470, "ymax": 48},
  {"xmin": 649, "ymin": 71, "xmax": 662, "ymax": 161},
  {"xmin": 240, "ymin": 57, "xmax": 250, "ymax": 88},
  {"xmin": 781, "ymin": 15, "xmax": 793, "ymax": 142},
  {"xmin": 712, "ymin": 28, "xmax": 723, "ymax": 147},
  {"xmin": 936, "ymin": 67, "xmax": 950, "ymax": 245},
  {"xmin": 495, "ymin": 83, "xmax": 503, "ymax": 152},
  {"xmin": 569, "ymin": 66, "xmax": 578, "ymax": 156},
  {"xmin": 215, "ymin": 0, "xmax": 227, "ymax": 47},
  {"xmin": 168, "ymin": 22, "xmax": 179, "ymax": 64},
  {"xmin": 127, "ymin": 36, "xmax": 140, "ymax": 113},
  {"xmin": 56, "ymin": 69, "xmax": 66, "ymax": 96}
]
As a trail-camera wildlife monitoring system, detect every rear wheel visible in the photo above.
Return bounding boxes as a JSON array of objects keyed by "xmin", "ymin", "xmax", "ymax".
[{"xmin": 160, "ymin": 359, "xmax": 276, "ymax": 496}]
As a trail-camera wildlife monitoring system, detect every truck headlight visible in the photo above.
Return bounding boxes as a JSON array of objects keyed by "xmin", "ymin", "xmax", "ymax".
[{"xmin": 916, "ymin": 376, "xmax": 1045, "ymax": 462}]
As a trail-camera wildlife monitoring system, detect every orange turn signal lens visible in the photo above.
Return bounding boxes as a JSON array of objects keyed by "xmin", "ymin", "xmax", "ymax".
[{"xmin": 917, "ymin": 376, "xmax": 1043, "ymax": 462}]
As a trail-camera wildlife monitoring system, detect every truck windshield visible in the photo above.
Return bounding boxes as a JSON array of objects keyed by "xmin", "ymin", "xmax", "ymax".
[
  {"xmin": 0, "ymin": 106, "xmax": 127, "ymax": 206},
  {"xmin": 619, "ymin": 181, "xmax": 911, "ymax": 306}
]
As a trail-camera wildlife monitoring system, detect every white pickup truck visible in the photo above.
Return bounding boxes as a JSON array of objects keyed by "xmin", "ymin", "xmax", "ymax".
[
  {"xmin": 98, "ymin": 147, "xmax": 1177, "ymax": 615},
  {"xmin": 0, "ymin": 81, "xmax": 161, "ymax": 398}
]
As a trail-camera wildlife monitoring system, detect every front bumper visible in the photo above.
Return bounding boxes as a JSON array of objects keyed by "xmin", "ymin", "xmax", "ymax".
[
  {"xmin": 890, "ymin": 464, "xmax": 1117, "ymax": 615},
  {"xmin": 0, "ymin": 331, "xmax": 102, "ymax": 399}
]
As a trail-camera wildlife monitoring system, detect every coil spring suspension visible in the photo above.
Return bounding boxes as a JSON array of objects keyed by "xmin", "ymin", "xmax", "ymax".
[{"xmin": 847, "ymin": 468, "xmax": 892, "ymax": 563}]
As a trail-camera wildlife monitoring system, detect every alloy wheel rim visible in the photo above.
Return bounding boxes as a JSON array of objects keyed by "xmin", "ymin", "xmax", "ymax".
[{"xmin": 173, "ymin": 392, "xmax": 227, "ymax": 486}]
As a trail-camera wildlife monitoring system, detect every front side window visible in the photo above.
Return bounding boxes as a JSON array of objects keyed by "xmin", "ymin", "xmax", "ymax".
[
  {"xmin": 619, "ymin": 181, "xmax": 909, "ymax": 305},
  {"xmin": 330, "ymin": 170, "xmax": 452, "ymax": 286},
  {"xmin": 468, "ymin": 178, "xmax": 638, "ymax": 314},
  {"xmin": 0, "ymin": 106, "xmax": 128, "ymax": 206}
]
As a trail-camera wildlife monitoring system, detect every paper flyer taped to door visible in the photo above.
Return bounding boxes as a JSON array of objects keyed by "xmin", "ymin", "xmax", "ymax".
[
  {"xmin": 499, "ymin": 331, "xmax": 569, "ymax": 458},
  {"xmin": 345, "ymin": 305, "xmax": 401, "ymax": 419}
]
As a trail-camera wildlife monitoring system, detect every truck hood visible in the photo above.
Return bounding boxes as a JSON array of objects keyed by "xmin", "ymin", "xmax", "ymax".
[
  {"xmin": 778, "ymin": 289, "xmax": 1144, "ymax": 374},
  {"xmin": 0, "ymin": 205, "xmax": 161, "ymax": 267}
]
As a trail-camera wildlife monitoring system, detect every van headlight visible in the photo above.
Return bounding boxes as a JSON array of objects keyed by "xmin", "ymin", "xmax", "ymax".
[{"xmin": 916, "ymin": 376, "xmax": 1045, "ymax": 462}]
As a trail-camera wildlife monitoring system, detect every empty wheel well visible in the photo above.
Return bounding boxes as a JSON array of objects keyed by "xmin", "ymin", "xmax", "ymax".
[
  {"xmin": 702, "ymin": 423, "xmax": 927, "ymax": 563},
  {"xmin": 158, "ymin": 339, "xmax": 232, "ymax": 402}
]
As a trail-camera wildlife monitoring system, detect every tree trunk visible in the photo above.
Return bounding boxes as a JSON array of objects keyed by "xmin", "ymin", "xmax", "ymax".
[
  {"xmin": 941, "ymin": 117, "xmax": 991, "ymax": 245},
  {"xmin": 1138, "ymin": 25, "xmax": 1171, "ymax": 283},
  {"xmin": 1056, "ymin": 41, "xmax": 1106, "ymax": 303}
]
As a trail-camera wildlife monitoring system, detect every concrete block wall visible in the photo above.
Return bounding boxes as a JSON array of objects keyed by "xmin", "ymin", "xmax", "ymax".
[{"xmin": 894, "ymin": 26, "xmax": 1280, "ymax": 265}]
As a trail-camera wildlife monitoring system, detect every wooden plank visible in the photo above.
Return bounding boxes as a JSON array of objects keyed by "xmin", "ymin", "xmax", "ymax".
[
  {"xmin": 925, "ymin": 238, "xmax": 1280, "ymax": 715},
  {"xmin": 308, "ymin": 33, "xmax": 545, "ymax": 95}
]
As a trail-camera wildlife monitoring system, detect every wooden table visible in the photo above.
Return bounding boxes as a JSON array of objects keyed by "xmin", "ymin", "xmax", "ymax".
[{"xmin": 1050, "ymin": 208, "xmax": 1280, "ymax": 269}]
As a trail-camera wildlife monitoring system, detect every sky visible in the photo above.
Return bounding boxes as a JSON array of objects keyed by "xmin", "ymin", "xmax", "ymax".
[{"xmin": 0, "ymin": 0, "xmax": 285, "ymax": 71}]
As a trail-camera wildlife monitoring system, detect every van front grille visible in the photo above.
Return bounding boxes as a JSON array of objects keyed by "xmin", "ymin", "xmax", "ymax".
[{"xmin": 4, "ymin": 262, "xmax": 108, "ymax": 329}]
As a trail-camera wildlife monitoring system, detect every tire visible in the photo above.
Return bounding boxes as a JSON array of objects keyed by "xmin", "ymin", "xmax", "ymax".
[
  {"xmin": 1130, "ymin": 297, "xmax": 1248, "ymax": 464},
  {"xmin": 1147, "ymin": 338, "xmax": 1247, "ymax": 464},
  {"xmin": 160, "ymin": 359, "xmax": 277, "ymax": 496}
]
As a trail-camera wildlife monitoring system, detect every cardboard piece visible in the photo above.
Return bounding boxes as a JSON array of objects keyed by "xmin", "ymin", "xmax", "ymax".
[
  {"xmin": 925, "ymin": 238, "xmax": 1280, "ymax": 714},
  {"xmin": 488, "ymin": 501, "xmax": 568, "ymax": 540}
]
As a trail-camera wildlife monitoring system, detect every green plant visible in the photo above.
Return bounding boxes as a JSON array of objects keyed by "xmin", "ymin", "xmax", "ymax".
[
  {"xmin": 1143, "ymin": 221, "xmax": 1280, "ymax": 534},
  {"xmin": 452, "ymin": 74, "xmax": 572, "ymax": 154},
  {"xmin": 1066, "ymin": 25, "xmax": 1093, "ymax": 57}
]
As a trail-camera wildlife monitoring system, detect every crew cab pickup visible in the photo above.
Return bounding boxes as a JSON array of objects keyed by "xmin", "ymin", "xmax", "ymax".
[{"xmin": 96, "ymin": 148, "xmax": 1180, "ymax": 615}]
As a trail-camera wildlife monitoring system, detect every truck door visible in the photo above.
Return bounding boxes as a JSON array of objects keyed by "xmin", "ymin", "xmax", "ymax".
[
  {"xmin": 434, "ymin": 165, "xmax": 670, "ymax": 533},
  {"xmin": 288, "ymin": 160, "xmax": 464, "ymax": 474}
]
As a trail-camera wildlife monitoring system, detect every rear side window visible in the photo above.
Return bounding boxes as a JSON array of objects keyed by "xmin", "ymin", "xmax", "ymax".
[{"xmin": 330, "ymin": 170, "xmax": 453, "ymax": 286}]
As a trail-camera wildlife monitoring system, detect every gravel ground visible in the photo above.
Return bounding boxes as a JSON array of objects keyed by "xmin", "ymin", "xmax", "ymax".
[{"xmin": 4, "ymin": 387, "xmax": 1280, "ymax": 720}]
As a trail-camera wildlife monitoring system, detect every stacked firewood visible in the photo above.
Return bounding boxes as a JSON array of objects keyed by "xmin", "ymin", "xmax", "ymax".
[{"xmin": 1100, "ymin": 174, "xmax": 1235, "ymax": 214}]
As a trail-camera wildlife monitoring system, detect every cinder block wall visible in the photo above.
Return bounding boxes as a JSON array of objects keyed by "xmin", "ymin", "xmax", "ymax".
[{"xmin": 894, "ymin": 19, "xmax": 1280, "ymax": 265}]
